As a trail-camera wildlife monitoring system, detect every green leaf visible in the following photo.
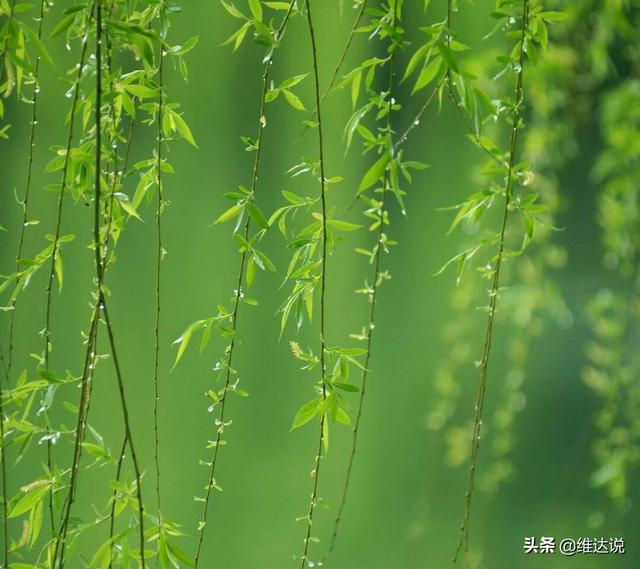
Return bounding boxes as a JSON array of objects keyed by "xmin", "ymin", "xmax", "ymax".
[
  {"xmin": 223, "ymin": 20, "xmax": 252, "ymax": 51},
  {"xmin": 283, "ymin": 89, "xmax": 305, "ymax": 111},
  {"xmin": 437, "ymin": 41, "xmax": 459, "ymax": 73},
  {"xmin": 123, "ymin": 84, "xmax": 158, "ymax": 99},
  {"xmin": 247, "ymin": 203, "xmax": 269, "ymax": 228},
  {"xmin": 50, "ymin": 14, "xmax": 76, "ymax": 38},
  {"xmin": 264, "ymin": 1, "xmax": 291, "ymax": 9},
  {"xmin": 23, "ymin": 24, "xmax": 54, "ymax": 66},
  {"xmin": 171, "ymin": 111, "xmax": 198, "ymax": 147},
  {"xmin": 54, "ymin": 251, "xmax": 64, "ymax": 292},
  {"xmin": 280, "ymin": 74, "xmax": 308, "ymax": 89},
  {"xmin": 291, "ymin": 397, "xmax": 322, "ymax": 430},
  {"xmin": 413, "ymin": 57, "xmax": 442, "ymax": 93},
  {"xmin": 539, "ymin": 10, "xmax": 568, "ymax": 21},
  {"xmin": 8, "ymin": 483, "xmax": 50, "ymax": 518},
  {"xmin": 82, "ymin": 442, "xmax": 113, "ymax": 462},
  {"xmin": 248, "ymin": 0, "xmax": 263, "ymax": 21},
  {"xmin": 87, "ymin": 538, "xmax": 112, "ymax": 569},
  {"xmin": 166, "ymin": 540, "xmax": 195, "ymax": 567},
  {"xmin": 359, "ymin": 154, "xmax": 389, "ymax": 194},
  {"xmin": 173, "ymin": 320, "xmax": 208, "ymax": 367},
  {"xmin": 403, "ymin": 43, "xmax": 429, "ymax": 82},
  {"xmin": 221, "ymin": 1, "xmax": 246, "ymax": 18},
  {"xmin": 327, "ymin": 220, "xmax": 361, "ymax": 232},
  {"xmin": 333, "ymin": 382, "xmax": 360, "ymax": 392},
  {"xmin": 213, "ymin": 203, "xmax": 243, "ymax": 225}
]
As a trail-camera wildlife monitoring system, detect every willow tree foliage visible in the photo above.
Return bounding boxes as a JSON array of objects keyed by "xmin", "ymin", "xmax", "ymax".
[{"xmin": 0, "ymin": 0, "xmax": 638, "ymax": 568}]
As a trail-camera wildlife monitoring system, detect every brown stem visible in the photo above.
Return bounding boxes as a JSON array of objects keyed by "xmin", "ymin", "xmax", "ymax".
[
  {"xmin": 324, "ymin": 2, "xmax": 398, "ymax": 561},
  {"xmin": 153, "ymin": 23, "xmax": 165, "ymax": 520},
  {"xmin": 298, "ymin": 1, "xmax": 329, "ymax": 566},
  {"xmin": 452, "ymin": 1, "xmax": 529, "ymax": 565},
  {"xmin": 192, "ymin": 4, "xmax": 297, "ymax": 567}
]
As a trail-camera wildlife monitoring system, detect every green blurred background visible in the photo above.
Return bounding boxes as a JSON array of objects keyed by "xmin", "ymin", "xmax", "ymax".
[{"xmin": 1, "ymin": 1, "xmax": 638, "ymax": 567}]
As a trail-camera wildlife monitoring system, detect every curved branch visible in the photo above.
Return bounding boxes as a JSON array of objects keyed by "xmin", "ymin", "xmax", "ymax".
[
  {"xmin": 452, "ymin": 1, "xmax": 530, "ymax": 565},
  {"xmin": 192, "ymin": 3, "xmax": 297, "ymax": 567},
  {"xmin": 297, "ymin": 1, "xmax": 329, "ymax": 566},
  {"xmin": 324, "ymin": 2, "xmax": 398, "ymax": 561}
]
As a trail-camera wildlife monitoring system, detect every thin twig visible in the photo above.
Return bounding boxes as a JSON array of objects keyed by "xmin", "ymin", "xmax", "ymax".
[
  {"xmin": 0, "ymin": 6, "xmax": 21, "ymax": 561},
  {"xmin": 43, "ymin": 2, "xmax": 94, "ymax": 370},
  {"xmin": 95, "ymin": 4, "xmax": 146, "ymax": 563},
  {"xmin": 153, "ymin": 22, "xmax": 165, "ymax": 519},
  {"xmin": 101, "ymin": 301, "xmax": 147, "ymax": 569},
  {"xmin": 6, "ymin": 0, "xmax": 46, "ymax": 381},
  {"xmin": 300, "ymin": 0, "xmax": 368, "ymax": 139},
  {"xmin": 308, "ymin": 0, "xmax": 368, "ymax": 127},
  {"xmin": 53, "ymin": 5, "xmax": 146, "ymax": 567},
  {"xmin": 41, "ymin": 5, "xmax": 94, "ymax": 547},
  {"xmin": 53, "ymin": 305, "xmax": 100, "ymax": 568},
  {"xmin": 324, "ymin": 2, "xmax": 398, "ymax": 561},
  {"xmin": 108, "ymin": 435, "xmax": 128, "ymax": 569},
  {"xmin": 192, "ymin": 3, "xmax": 297, "ymax": 567},
  {"xmin": 103, "ymin": 14, "xmax": 135, "ymax": 561},
  {"xmin": 298, "ymin": 1, "xmax": 328, "ymax": 566},
  {"xmin": 394, "ymin": 76, "xmax": 444, "ymax": 149},
  {"xmin": 452, "ymin": 1, "xmax": 529, "ymax": 566},
  {"xmin": 0, "ymin": 364, "xmax": 8, "ymax": 569}
]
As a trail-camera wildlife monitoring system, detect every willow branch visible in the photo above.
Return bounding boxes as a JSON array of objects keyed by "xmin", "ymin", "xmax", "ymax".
[
  {"xmin": 452, "ymin": 1, "xmax": 529, "ymax": 565},
  {"xmin": 43, "ymin": 2, "xmax": 94, "ymax": 370},
  {"xmin": 103, "ymin": 19, "xmax": 134, "ymax": 557},
  {"xmin": 312, "ymin": 0, "xmax": 368, "ymax": 120},
  {"xmin": 298, "ymin": 1, "xmax": 328, "ymax": 566},
  {"xmin": 192, "ymin": 3, "xmax": 296, "ymax": 567},
  {"xmin": 324, "ymin": 3, "xmax": 398, "ymax": 561},
  {"xmin": 395, "ymin": 76, "xmax": 444, "ymax": 149},
  {"xmin": 153, "ymin": 28, "xmax": 165, "ymax": 520},
  {"xmin": 96, "ymin": 4, "xmax": 146, "ymax": 563},
  {"xmin": 6, "ymin": 0, "xmax": 46, "ymax": 381},
  {"xmin": 41, "ymin": 5, "xmax": 98, "ymax": 553},
  {"xmin": 107, "ymin": 434, "xmax": 128, "ymax": 569},
  {"xmin": 53, "ymin": 306, "xmax": 99, "ymax": 568},
  {"xmin": 0, "ymin": 4, "xmax": 23, "ymax": 560},
  {"xmin": 0, "ymin": 370, "xmax": 8, "ymax": 569},
  {"xmin": 100, "ymin": 301, "xmax": 146, "ymax": 569}
]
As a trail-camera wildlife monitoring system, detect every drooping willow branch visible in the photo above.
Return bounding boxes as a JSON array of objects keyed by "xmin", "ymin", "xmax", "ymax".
[
  {"xmin": 303, "ymin": 0, "xmax": 368, "ymax": 131},
  {"xmin": 107, "ymin": 434, "xmax": 128, "ymax": 569},
  {"xmin": 322, "ymin": 0, "xmax": 368, "ymax": 103},
  {"xmin": 452, "ymin": 1, "xmax": 530, "ymax": 565},
  {"xmin": 303, "ymin": 0, "xmax": 369, "ymax": 138},
  {"xmin": 153, "ymin": 11, "xmax": 166, "ymax": 520},
  {"xmin": 53, "ymin": 4, "xmax": 148, "ymax": 567},
  {"xmin": 296, "ymin": 1, "xmax": 329, "ymax": 567},
  {"xmin": 42, "ymin": 1, "xmax": 93, "ymax": 374},
  {"xmin": 53, "ymin": 306, "xmax": 99, "ymax": 568},
  {"xmin": 39, "ymin": 2, "xmax": 96, "ymax": 551},
  {"xmin": 191, "ymin": 3, "xmax": 296, "ymax": 567},
  {"xmin": 100, "ymin": 302, "xmax": 147, "ymax": 569},
  {"xmin": 6, "ymin": 0, "xmax": 46, "ymax": 382},
  {"xmin": 103, "ymin": 45, "xmax": 137, "ymax": 569},
  {"xmin": 0, "ymin": 1, "xmax": 31, "ymax": 562},
  {"xmin": 50, "ymin": 5, "xmax": 101, "ymax": 566},
  {"xmin": 324, "ymin": 1, "xmax": 399, "ymax": 560},
  {"xmin": 92, "ymin": 4, "xmax": 146, "ymax": 564},
  {"xmin": 0, "ymin": 367, "xmax": 7, "ymax": 569}
]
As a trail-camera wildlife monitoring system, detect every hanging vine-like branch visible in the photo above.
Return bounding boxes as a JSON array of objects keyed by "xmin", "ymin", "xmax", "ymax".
[{"xmin": 452, "ymin": 1, "xmax": 530, "ymax": 565}]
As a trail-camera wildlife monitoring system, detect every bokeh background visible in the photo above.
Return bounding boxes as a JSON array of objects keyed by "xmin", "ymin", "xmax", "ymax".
[{"xmin": 1, "ymin": 1, "xmax": 638, "ymax": 568}]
